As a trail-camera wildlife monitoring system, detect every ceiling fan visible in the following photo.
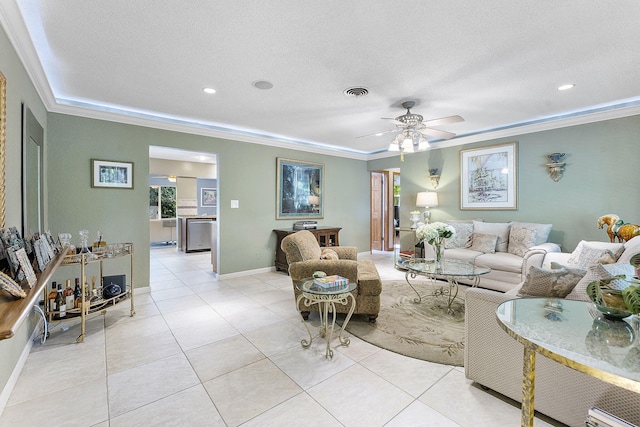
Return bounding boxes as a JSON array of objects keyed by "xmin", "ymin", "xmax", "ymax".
[{"xmin": 362, "ymin": 101, "xmax": 464, "ymax": 160}]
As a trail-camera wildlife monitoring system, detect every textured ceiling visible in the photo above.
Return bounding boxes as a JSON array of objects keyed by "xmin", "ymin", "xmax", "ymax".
[{"xmin": 2, "ymin": 1, "xmax": 640, "ymax": 159}]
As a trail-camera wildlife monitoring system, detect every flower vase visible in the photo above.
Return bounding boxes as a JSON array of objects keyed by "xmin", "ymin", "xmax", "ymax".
[{"xmin": 433, "ymin": 243, "xmax": 444, "ymax": 271}]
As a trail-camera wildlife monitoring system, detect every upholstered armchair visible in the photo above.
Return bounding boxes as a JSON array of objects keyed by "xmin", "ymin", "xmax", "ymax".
[{"xmin": 280, "ymin": 230, "xmax": 382, "ymax": 322}]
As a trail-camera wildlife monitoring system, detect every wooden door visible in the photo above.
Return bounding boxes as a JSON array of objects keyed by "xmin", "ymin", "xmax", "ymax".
[{"xmin": 370, "ymin": 171, "xmax": 385, "ymax": 250}]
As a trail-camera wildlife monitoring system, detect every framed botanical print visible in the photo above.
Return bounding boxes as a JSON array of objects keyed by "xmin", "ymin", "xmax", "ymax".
[{"xmin": 460, "ymin": 142, "xmax": 517, "ymax": 210}]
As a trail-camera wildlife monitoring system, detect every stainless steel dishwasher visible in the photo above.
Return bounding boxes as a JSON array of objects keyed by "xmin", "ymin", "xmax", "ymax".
[{"xmin": 186, "ymin": 219, "xmax": 212, "ymax": 252}]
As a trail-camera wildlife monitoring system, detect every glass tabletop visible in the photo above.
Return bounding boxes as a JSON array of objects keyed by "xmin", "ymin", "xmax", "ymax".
[
  {"xmin": 497, "ymin": 298, "xmax": 640, "ymax": 390},
  {"xmin": 397, "ymin": 257, "xmax": 490, "ymax": 277},
  {"xmin": 296, "ymin": 277, "xmax": 357, "ymax": 296}
]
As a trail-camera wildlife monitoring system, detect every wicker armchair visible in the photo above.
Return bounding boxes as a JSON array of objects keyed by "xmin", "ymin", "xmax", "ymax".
[{"xmin": 281, "ymin": 230, "xmax": 381, "ymax": 322}]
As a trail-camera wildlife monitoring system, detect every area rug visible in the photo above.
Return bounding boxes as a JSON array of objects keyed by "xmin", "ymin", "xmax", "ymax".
[{"xmin": 343, "ymin": 280, "xmax": 467, "ymax": 366}]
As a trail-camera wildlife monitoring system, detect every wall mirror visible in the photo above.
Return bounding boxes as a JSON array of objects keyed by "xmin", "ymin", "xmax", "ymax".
[{"xmin": 22, "ymin": 104, "xmax": 44, "ymax": 237}]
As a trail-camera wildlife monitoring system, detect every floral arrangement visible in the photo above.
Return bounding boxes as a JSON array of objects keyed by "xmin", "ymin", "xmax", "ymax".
[{"xmin": 416, "ymin": 221, "xmax": 455, "ymax": 245}]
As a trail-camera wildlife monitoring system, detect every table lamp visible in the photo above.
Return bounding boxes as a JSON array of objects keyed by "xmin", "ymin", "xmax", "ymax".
[{"xmin": 416, "ymin": 191, "xmax": 438, "ymax": 224}]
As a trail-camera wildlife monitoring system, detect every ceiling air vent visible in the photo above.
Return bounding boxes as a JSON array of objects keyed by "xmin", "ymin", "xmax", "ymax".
[{"xmin": 343, "ymin": 87, "xmax": 369, "ymax": 97}]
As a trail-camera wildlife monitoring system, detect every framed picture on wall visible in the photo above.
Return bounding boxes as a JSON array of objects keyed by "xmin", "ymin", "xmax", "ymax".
[
  {"xmin": 276, "ymin": 158, "xmax": 324, "ymax": 219},
  {"xmin": 91, "ymin": 159, "xmax": 134, "ymax": 189},
  {"xmin": 201, "ymin": 188, "xmax": 217, "ymax": 207},
  {"xmin": 460, "ymin": 142, "xmax": 518, "ymax": 210}
]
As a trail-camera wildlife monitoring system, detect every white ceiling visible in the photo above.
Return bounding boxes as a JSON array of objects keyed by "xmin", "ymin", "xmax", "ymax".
[{"xmin": 2, "ymin": 1, "xmax": 640, "ymax": 160}]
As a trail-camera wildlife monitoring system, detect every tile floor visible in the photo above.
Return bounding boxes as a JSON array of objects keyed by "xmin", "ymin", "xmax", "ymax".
[{"xmin": 0, "ymin": 247, "xmax": 562, "ymax": 426}]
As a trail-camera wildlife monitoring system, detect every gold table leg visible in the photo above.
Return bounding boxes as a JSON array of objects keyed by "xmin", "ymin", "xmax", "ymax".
[{"xmin": 522, "ymin": 344, "xmax": 536, "ymax": 427}]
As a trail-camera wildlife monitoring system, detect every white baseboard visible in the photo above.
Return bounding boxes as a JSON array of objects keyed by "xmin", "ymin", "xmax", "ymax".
[
  {"xmin": 218, "ymin": 266, "xmax": 276, "ymax": 280},
  {"xmin": 0, "ymin": 326, "xmax": 38, "ymax": 417}
]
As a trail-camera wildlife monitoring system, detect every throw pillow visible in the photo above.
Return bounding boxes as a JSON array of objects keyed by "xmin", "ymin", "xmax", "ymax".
[
  {"xmin": 473, "ymin": 221, "xmax": 511, "ymax": 252},
  {"xmin": 567, "ymin": 243, "xmax": 624, "ymax": 267},
  {"xmin": 567, "ymin": 241, "xmax": 624, "ymax": 265},
  {"xmin": 566, "ymin": 262, "xmax": 636, "ymax": 302},
  {"xmin": 508, "ymin": 226, "xmax": 538, "ymax": 257},
  {"xmin": 511, "ymin": 222, "xmax": 552, "ymax": 245},
  {"xmin": 444, "ymin": 222, "xmax": 474, "ymax": 249},
  {"xmin": 320, "ymin": 248, "xmax": 339, "ymax": 260},
  {"xmin": 517, "ymin": 265, "xmax": 586, "ymax": 298},
  {"xmin": 469, "ymin": 233, "xmax": 498, "ymax": 254}
]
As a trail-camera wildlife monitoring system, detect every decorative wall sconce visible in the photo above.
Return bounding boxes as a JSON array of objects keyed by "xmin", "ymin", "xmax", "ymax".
[
  {"xmin": 428, "ymin": 168, "xmax": 441, "ymax": 189},
  {"xmin": 545, "ymin": 153, "xmax": 566, "ymax": 182}
]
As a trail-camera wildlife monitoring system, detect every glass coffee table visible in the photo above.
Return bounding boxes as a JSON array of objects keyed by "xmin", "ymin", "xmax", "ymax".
[
  {"xmin": 295, "ymin": 278, "xmax": 357, "ymax": 359},
  {"xmin": 397, "ymin": 258, "xmax": 490, "ymax": 313}
]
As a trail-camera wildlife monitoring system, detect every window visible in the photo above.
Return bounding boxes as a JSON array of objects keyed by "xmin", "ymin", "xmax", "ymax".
[{"xmin": 149, "ymin": 186, "xmax": 176, "ymax": 219}]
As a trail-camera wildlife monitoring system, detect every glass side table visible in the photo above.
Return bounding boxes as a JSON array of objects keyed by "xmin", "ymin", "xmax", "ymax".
[
  {"xmin": 496, "ymin": 297, "xmax": 640, "ymax": 427},
  {"xmin": 295, "ymin": 278, "xmax": 357, "ymax": 359}
]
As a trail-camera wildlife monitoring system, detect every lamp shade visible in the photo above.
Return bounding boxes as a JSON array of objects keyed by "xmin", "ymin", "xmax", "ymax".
[{"xmin": 416, "ymin": 191, "xmax": 438, "ymax": 207}]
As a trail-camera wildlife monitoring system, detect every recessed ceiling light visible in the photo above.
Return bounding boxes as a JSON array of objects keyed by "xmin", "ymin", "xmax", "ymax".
[
  {"xmin": 253, "ymin": 80, "xmax": 274, "ymax": 90},
  {"xmin": 203, "ymin": 87, "xmax": 216, "ymax": 94},
  {"xmin": 557, "ymin": 83, "xmax": 575, "ymax": 91}
]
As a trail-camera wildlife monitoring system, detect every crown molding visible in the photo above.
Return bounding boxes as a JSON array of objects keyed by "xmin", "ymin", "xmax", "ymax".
[{"xmin": 3, "ymin": 2, "xmax": 639, "ymax": 164}]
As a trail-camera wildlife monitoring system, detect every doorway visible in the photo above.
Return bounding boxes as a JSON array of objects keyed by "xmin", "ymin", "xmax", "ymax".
[
  {"xmin": 370, "ymin": 169, "xmax": 399, "ymax": 252},
  {"xmin": 148, "ymin": 146, "xmax": 218, "ymax": 271}
]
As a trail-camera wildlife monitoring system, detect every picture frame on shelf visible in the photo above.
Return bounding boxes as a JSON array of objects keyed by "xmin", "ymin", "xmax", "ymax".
[
  {"xmin": 91, "ymin": 159, "xmax": 134, "ymax": 189},
  {"xmin": 276, "ymin": 158, "xmax": 324, "ymax": 220},
  {"xmin": 460, "ymin": 142, "xmax": 518, "ymax": 210},
  {"xmin": 200, "ymin": 188, "xmax": 217, "ymax": 207}
]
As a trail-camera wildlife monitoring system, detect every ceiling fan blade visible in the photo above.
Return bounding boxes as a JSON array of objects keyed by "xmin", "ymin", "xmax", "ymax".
[
  {"xmin": 421, "ymin": 128, "xmax": 456, "ymax": 139},
  {"xmin": 355, "ymin": 129, "xmax": 398, "ymax": 139},
  {"xmin": 423, "ymin": 115, "xmax": 464, "ymax": 127}
]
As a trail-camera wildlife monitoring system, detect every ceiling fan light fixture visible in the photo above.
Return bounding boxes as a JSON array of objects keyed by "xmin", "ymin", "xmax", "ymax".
[{"xmin": 388, "ymin": 143, "xmax": 400, "ymax": 152}]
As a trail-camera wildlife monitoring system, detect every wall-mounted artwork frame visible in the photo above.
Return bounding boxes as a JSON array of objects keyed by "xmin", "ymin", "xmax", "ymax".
[
  {"xmin": 200, "ymin": 188, "xmax": 217, "ymax": 207},
  {"xmin": 460, "ymin": 142, "xmax": 518, "ymax": 210},
  {"xmin": 91, "ymin": 159, "xmax": 134, "ymax": 189},
  {"xmin": 276, "ymin": 158, "xmax": 324, "ymax": 219}
]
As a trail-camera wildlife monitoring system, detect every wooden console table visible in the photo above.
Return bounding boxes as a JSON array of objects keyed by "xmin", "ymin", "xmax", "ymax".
[{"xmin": 273, "ymin": 227, "xmax": 341, "ymax": 273}]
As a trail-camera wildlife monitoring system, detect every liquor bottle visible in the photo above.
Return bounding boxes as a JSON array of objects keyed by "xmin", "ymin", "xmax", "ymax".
[
  {"xmin": 74, "ymin": 278, "xmax": 82, "ymax": 309},
  {"xmin": 63, "ymin": 279, "xmax": 74, "ymax": 311},
  {"xmin": 48, "ymin": 282, "xmax": 58, "ymax": 312},
  {"xmin": 55, "ymin": 283, "xmax": 66, "ymax": 318}
]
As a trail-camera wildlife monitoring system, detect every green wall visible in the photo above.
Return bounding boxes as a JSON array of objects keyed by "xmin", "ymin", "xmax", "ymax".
[
  {"xmin": 46, "ymin": 113, "xmax": 372, "ymax": 287},
  {"xmin": 369, "ymin": 115, "xmax": 640, "ymax": 252},
  {"xmin": 0, "ymin": 23, "xmax": 49, "ymax": 405}
]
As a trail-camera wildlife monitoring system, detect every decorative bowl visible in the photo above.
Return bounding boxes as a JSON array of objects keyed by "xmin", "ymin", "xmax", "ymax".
[{"xmin": 586, "ymin": 281, "xmax": 632, "ymax": 320}]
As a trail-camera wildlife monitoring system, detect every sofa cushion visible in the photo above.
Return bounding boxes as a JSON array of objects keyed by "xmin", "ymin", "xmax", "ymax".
[
  {"xmin": 444, "ymin": 221, "xmax": 473, "ymax": 249},
  {"xmin": 473, "ymin": 221, "xmax": 511, "ymax": 252},
  {"xmin": 508, "ymin": 226, "xmax": 538, "ymax": 257},
  {"xmin": 618, "ymin": 235, "xmax": 640, "ymax": 265},
  {"xmin": 475, "ymin": 252, "xmax": 525, "ymax": 274},
  {"xmin": 357, "ymin": 259, "xmax": 382, "ymax": 296},
  {"xmin": 566, "ymin": 262, "xmax": 636, "ymax": 302},
  {"xmin": 470, "ymin": 233, "xmax": 498, "ymax": 254},
  {"xmin": 567, "ymin": 241, "xmax": 624, "ymax": 267},
  {"xmin": 511, "ymin": 222, "xmax": 552, "ymax": 245},
  {"xmin": 517, "ymin": 265, "xmax": 586, "ymax": 298},
  {"xmin": 443, "ymin": 248, "xmax": 482, "ymax": 263}
]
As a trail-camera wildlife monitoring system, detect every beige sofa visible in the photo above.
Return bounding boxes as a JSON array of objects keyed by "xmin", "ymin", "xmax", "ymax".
[
  {"xmin": 435, "ymin": 220, "xmax": 561, "ymax": 292},
  {"xmin": 465, "ymin": 236, "xmax": 640, "ymax": 426}
]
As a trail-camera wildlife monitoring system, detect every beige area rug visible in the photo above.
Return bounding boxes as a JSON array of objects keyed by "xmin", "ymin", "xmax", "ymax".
[{"xmin": 344, "ymin": 280, "xmax": 467, "ymax": 366}]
